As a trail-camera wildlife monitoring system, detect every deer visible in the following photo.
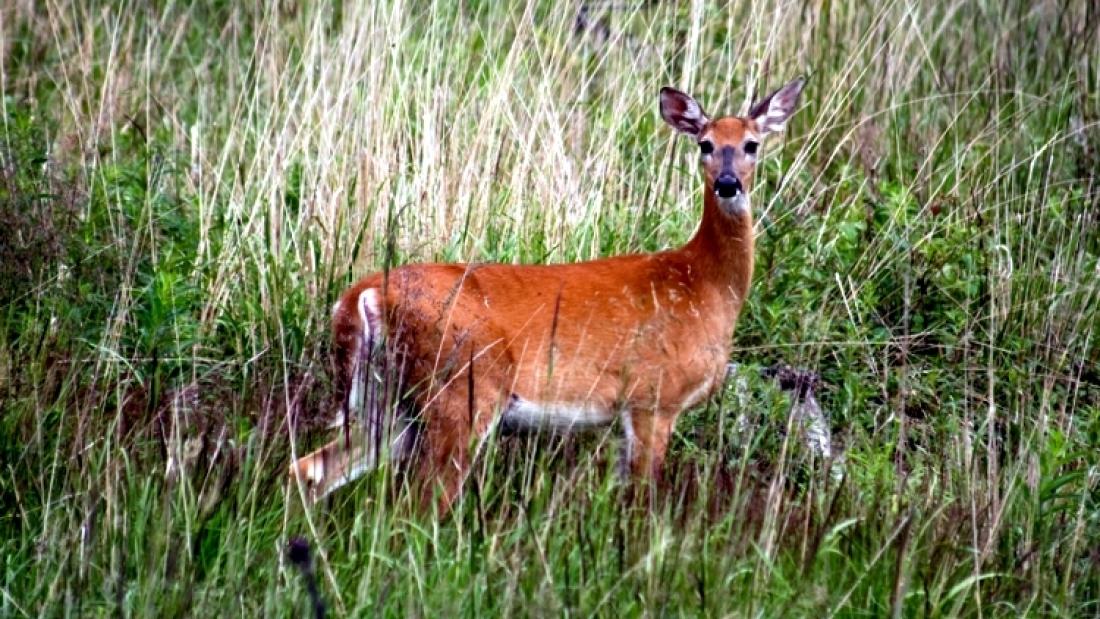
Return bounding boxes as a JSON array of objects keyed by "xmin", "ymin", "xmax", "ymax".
[{"xmin": 289, "ymin": 78, "xmax": 805, "ymax": 514}]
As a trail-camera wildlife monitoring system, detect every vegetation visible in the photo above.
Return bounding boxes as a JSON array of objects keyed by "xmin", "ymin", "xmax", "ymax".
[{"xmin": 2, "ymin": 0, "xmax": 1097, "ymax": 615}]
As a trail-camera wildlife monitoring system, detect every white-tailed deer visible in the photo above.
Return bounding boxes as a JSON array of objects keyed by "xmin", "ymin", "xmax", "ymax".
[{"xmin": 290, "ymin": 78, "xmax": 805, "ymax": 513}]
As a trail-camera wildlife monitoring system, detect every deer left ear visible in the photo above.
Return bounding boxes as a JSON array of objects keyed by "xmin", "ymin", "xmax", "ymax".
[{"xmin": 749, "ymin": 77, "xmax": 805, "ymax": 135}]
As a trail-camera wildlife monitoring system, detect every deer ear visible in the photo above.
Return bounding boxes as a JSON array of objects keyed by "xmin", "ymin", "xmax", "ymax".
[
  {"xmin": 660, "ymin": 87, "xmax": 709, "ymax": 136},
  {"xmin": 749, "ymin": 77, "xmax": 805, "ymax": 134}
]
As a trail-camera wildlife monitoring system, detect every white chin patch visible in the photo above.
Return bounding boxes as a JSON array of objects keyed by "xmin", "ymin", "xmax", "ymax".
[{"xmin": 717, "ymin": 194, "xmax": 748, "ymax": 216}]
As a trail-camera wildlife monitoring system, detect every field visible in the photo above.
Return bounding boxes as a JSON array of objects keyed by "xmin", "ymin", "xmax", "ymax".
[{"xmin": 2, "ymin": 0, "xmax": 1098, "ymax": 616}]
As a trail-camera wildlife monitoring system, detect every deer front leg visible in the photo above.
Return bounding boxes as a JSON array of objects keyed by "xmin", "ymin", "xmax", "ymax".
[
  {"xmin": 621, "ymin": 410, "xmax": 675, "ymax": 480},
  {"xmin": 417, "ymin": 421, "xmax": 469, "ymax": 515},
  {"xmin": 416, "ymin": 386, "xmax": 503, "ymax": 516}
]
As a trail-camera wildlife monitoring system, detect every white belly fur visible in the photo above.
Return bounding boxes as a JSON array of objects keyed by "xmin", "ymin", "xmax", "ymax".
[
  {"xmin": 501, "ymin": 396, "xmax": 616, "ymax": 432},
  {"xmin": 679, "ymin": 375, "xmax": 717, "ymax": 411}
]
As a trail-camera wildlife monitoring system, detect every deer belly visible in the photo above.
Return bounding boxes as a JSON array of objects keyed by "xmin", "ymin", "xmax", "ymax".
[{"xmin": 500, "ymin": 396, "xmax": 616, "ymax": 433}]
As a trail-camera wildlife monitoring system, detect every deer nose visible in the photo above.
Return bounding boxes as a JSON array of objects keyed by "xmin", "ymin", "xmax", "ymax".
[{"xmin": 715, "ymin": 175, "xmax": 742, "ymax": 198}]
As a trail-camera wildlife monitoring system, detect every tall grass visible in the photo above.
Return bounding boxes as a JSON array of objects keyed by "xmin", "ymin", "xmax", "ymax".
[{"xmin": 2, "ymin": 0, "xmax": 1098, "ymax": 615}]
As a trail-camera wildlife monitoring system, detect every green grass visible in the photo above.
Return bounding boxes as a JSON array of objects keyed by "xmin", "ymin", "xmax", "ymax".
[{"xmin": 2, "ymin": 0, "xmax": 1098, "ymax": 616}]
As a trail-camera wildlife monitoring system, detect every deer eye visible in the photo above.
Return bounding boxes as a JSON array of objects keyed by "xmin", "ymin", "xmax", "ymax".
[
  {"xmin": 743, "ymin": 140, "xmax": 759, "ymax": 156},
  {"xmin": 698, "ymin": 140, "xmax": 714, "ymax": 155}
]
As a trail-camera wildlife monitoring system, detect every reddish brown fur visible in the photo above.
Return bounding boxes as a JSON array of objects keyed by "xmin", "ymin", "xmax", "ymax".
[{"xmin": 290, "ymin": 80, "xmax": 804, "ymax": 513}]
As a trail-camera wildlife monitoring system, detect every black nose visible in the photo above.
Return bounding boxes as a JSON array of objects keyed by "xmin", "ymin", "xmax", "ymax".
[{"xmin": 715, "ymin": 175, "xmax": 742, "ymax": 198}]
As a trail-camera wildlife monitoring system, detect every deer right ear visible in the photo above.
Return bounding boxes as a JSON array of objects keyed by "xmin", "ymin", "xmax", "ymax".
[{"xmin": 660, "ymin": 87, "xmax": 709, "ymax": 137}]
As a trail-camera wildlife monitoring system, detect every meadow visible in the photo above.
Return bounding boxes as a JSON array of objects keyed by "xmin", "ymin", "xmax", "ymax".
[{"xmin": 1, "ymin": 0, "xmax": 1098, "ymax": 616}]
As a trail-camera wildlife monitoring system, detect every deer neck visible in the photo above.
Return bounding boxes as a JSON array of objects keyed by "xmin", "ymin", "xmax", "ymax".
[{"xmin": 681, "ymin": 182, "xmax": 755, "ymax": 307}]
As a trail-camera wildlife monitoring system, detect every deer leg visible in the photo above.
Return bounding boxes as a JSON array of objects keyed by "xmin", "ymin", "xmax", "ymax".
[
  {"xmin": 622, "ymin": 410, "xmax": 675, "ymax": 481},
  {"xmin": 417, "ymin": 419, "xmax": 469, "ymax": 515},
  {"xmin": 415, "ymin": 384, "xmax": 503, "ymax": 516}
]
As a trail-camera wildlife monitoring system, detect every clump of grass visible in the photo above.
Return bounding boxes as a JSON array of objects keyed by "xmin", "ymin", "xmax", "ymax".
[{"xmin": 2, "ymin": 0, "xmax": 1098, "ymax": 616}]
